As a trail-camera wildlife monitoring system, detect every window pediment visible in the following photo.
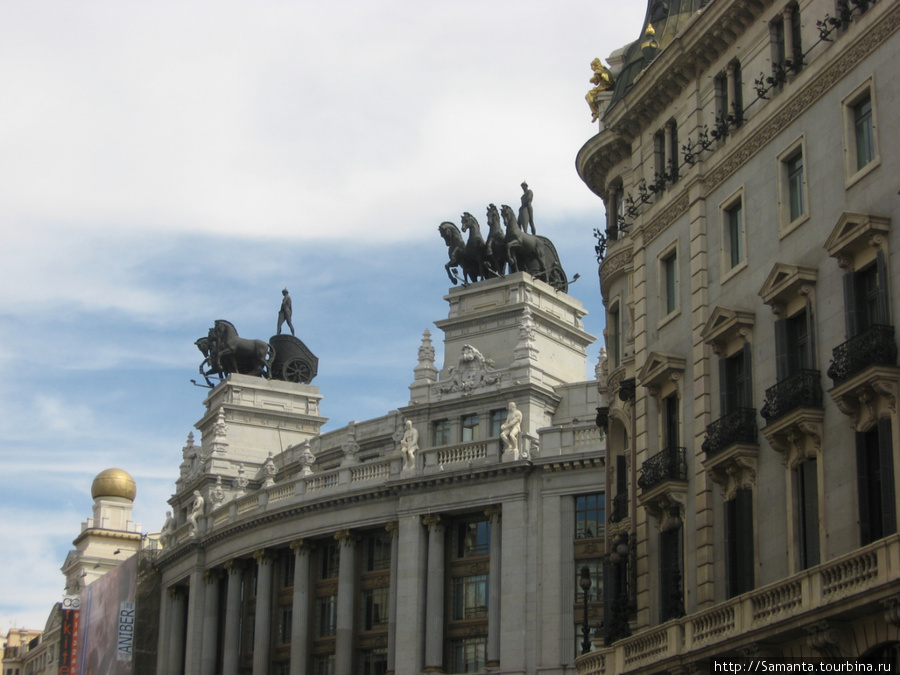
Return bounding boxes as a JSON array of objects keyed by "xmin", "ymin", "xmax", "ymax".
[
  {"xmin": 638, "ymin": 352, "xmax": 686, "ymax": 394},
  {"xmin": 700, "ymin": 306, "xmax": 754, "ymax": 354},
  {"xmin": 758, "ymin": 263, "xmax": 817, "ymax": 310},
  {"xmin": 824, "ymin": 212, "xmax": 890, "ymax": 266}
]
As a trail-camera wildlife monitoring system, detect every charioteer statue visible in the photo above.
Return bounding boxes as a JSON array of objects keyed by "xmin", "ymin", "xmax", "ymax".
[{"xmin": 439, "ymin": 183, "xmax": 569, "ymax": 292}]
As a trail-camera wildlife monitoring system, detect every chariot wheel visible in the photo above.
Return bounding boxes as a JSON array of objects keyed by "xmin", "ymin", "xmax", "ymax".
[
  {"xmin": 547, "ymin": 265, "xmax": 568, "ymax": 293},
  {"xmin": 282, "ymin": 357, "xmax": 312, "ymax": 384}
]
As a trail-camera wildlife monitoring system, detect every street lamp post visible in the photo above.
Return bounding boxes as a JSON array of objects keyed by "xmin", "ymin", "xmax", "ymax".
[{"xmin": 579, "ymin": 565, "xmax": 593, "ymax": 655}]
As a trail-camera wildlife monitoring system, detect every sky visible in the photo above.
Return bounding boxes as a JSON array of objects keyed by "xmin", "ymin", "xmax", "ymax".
[{"xmin": 0, "ymin": 1, "xmax": 647, "ymax": 631}]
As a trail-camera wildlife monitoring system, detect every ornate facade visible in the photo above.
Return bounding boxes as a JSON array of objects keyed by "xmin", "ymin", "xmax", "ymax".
[
  {"xmin": 154, "ymin": 271, "xmax": 606, "ymax": 675},
  {"xmin": 578, "ymin": 0, "xmax": 900, "ymax": 672}
]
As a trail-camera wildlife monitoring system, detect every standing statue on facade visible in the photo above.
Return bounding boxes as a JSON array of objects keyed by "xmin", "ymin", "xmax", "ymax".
[
  {"xmin": 277, "ymin": 288, "xmax": 295, "ymax": 336},
  {"xmin": 187, "ymin": 490, "xmax": 205, "ymax": 538},
  {"xmin": 500, "ymin": 401, "xmax": 523, "ymax": 459},
  {"xmin": 160, "ymin": 511, "xmax": 176, "ymax": 548},
  {"xmin": 519, "ymin": 182, "xmax": 536, "ymax": 235},
  {"xmin": 399, "ymin": 420, "xmax": 419, "ymax": 470}
]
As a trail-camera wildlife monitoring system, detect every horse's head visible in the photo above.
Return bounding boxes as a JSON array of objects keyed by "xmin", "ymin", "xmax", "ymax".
[
  {"xmin": 501, "ymin": 204, "xmax": 517, "ymax": 228},
  {"xmin": 439, "ymin": 221, "xmax": 462, "ymax": 247},
  {"xmin": 461, "ymin": 212, "xmax": 480, "ymax": 236}
]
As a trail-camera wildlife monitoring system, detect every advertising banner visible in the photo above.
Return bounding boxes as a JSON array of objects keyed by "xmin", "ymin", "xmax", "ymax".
[{"xmin": 76, "ymin": 555, "xmax": 137, "ymax": 675}]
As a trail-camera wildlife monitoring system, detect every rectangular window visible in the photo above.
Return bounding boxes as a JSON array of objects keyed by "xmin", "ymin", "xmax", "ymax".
[
  {"xmin": 489, "ymin": 409, "xmax": 507, "ymax": 437},
  {"xmin": 456, "ymin": 519, "xmax": 490, "ymax": 557},
  {"xmin": 359, "ymin": 587, "xmax": 390, "ymax": 631},
  {"xmin": 654, "ymin": 129, "xmax": 666, "ymax": 179},
  {"xmin": 575, "ymin": 493, "xmax": 605, "ymax": 539},
  {"xmin": 359, "ymin": 648, "xmax": 388, "ymax": 675},
  {"xmin": 316, "ymin": 595, "xmax": 337, "ymax": 637},
  {"xmin": 320, "ymin": 541, "xmax": 339, "ymax": 580},
  {"xmin": 452, "ymin": 574, "xmax": 489, "ymax": 619},
  {"xmin": 663, "ymin": 393, "xmax": 679, "ymax": 449},
  {"xmin": 857, "ymin": 420, "xmax": 897, "ymax": 546},
  {"xmin": 574, "ymin": 558, "xmax": 603, "ymax": 602},
  {"xmin": 854, "ymin": 95, "xmax": 875, "ymax": 171},
  {"xmin": 313, "ymin": 654, "xmax": 335, "ymax": 675},
  {"xmin": 796, "ymin": 458, "xmax": 820, "ymax": 569},
  {"xmin": 844, "ymin": 257, "xmax": 889, "ymax": 338},
  {"xmin": 363, "ymin": 531, "xmax": 392, "ymax": 572},
  {"xmin": 279, "ymin": 606, "xmax": 292, "ymax": 644},
  {"xmin": 281, "ymin": 555, "xmax": 295, "ymax": 588},
  {"xmin": 726, "ymin": 201, "xmax": 744, "ymax": 269},
  {"xmin": 725, "ymin": 488, "xmax": 755, "ymax": 598},
  {"xmin": 610, "ymin": 305, "xmax": 621, "ymax": 368},
  {"xmin": 720, "ymin": 346, "xmax": 752, "ymax": 414},
  {"xmin": 433, "ymin": 419, "xmax": 451, "ymax": 446},
  {"xmin": 449, "ymin": 638, "xmax": 487, "ymax": 673},
  {"xmin": 461, "ymin": 414, "xmax": 480, "ymax": 442},
  {"xmin": 663, "ymin": 251, "xmax": 678, "ymax": 315},
  {"xmin": 659, "ymin": 526, "xmax": 684, "ymax": 621},
  {"xmin": 786, "ymin": 153, "xmax": 805, "ymax": 222}
]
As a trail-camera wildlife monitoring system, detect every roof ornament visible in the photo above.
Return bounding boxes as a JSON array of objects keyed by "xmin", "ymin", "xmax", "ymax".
[{"xmin": 586, "ymin": 58, "xmax": 615, "ymax": 122}]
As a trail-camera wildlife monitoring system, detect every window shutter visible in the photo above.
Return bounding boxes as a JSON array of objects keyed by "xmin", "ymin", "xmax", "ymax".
[
  {"xmin": 878, "ymin": 418, "xmax": 897, "ymax": 536},
  {"xmin": 876, "ymin": 250, "xmax": 890, "ymax": 325},
  {"xmin": 719, "ymin": 358, "xmax": 730, "ymax": 414},
  {"xmin": 843, "ymin": 272, "xmax": 860, "ymax": 338},
  {"xmin": 742, "ymin": 342, "xmax": 753, "ymax": 410},
  {"xmin": 736, "ymin": 488, "xmax": 755, "ymax": 594},
  {"xmin": 804, "ymin": 298, "xmax": 817, "ymax": 370},
  {"xmin": 616, "ymin": 455, "xmax": 627, "ymax": 495},
  {"xmin": 774, "ymin": 318, "xmax": 789, "ymax": 381},
  {"xmin": 800, "ymin": 459, "xmax": 820, "ymax": 568},
  {"xmin": 856, "ymin": 430, "xmax": 872, "ymax": 546},
  {"xmin": 725, "ymin": 497, "xmax": 737, "ymax": 598}
]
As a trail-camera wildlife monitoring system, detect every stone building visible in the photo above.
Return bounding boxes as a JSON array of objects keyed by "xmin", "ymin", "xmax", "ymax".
[
  {"xmin": 153, "ymin": 271, "xmax": 606, "ymax": 674},
  {"xmin": 576, "ymin": 0, "xmax": 900, "ymax": 672}
]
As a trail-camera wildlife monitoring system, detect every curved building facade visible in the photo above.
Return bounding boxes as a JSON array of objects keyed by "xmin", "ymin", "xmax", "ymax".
[{"xmin": 154, "ymin": 272, "xmax": 606, "ymax": 675}]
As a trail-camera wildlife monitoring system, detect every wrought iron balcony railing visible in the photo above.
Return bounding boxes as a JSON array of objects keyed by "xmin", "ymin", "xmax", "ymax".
[
  {"xmin": 610, "ymin": 492, "xmax": 629, "ymax": 523},
  {"xmin": 760, "ymin": 369, "xmax": 823, "ymax": 424},
  {"xmin": 637, "ymin": 447, "xmax": 687, "ymax": 492},
  {"xmin": 703, "ymin": 408, "xmax": 757, "ymax": 458},
  {"xmin": 827, "ymin": 325, "xmax": 897, "ymax": 386}
]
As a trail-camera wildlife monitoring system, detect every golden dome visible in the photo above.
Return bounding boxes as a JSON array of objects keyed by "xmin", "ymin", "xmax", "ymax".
[{"xmin": 91, "ymin": 468, "xmax": 137, "ymax": 501}]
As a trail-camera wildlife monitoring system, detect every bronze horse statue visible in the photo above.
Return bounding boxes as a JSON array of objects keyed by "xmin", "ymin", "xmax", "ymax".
[
  {"xmin": 213, "ymin": 320, "xmax": 274, "ymax": 378},
  {"xmin": 484, "ymin": 203, "xmax": 507, "ymax": 277},
  {"xmin": 500, "ymin": 204, "xmax": 568, "ymax": 291},
  {"xmin": 440, "ymin": 218, "xmax": 487, "ymax": 285}
]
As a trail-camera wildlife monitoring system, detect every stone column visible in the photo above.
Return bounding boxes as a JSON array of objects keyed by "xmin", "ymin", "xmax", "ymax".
[
  {"xmin": 335, "ymin": 530, "xmax": 357, "ymax": 675},
  {"xmin": 394, "ymin": 514, "xmax": 427, "ymax": 674},
  {"xmin": 252, "ymin": 549, "xmax": 274, "ymax": 675},
  {"xmin": 289, "ymin": 540, "xmax": 314, "ymax": 675},
  {"xmin": 184, "ymin": 567, "xmax": 205, "ymax": 674},
  {"xmin": 200, "ymin": 569, "xmax": 222, "ymax": 675},
  {"xmin": 385, "ymin": 521, "xmax": 400, "ymax": 675},
  {"xmin": 222, "ymin": 560, "xmax": 244, "ymax": 675},
  {"xmin": 485, "ymin": 506, "xmax": 502, "ymax": 668},
  {"xmin": 499, "ymin": 499, "xmax": 527, "ymax": 670},
  {"xmin": 423, "ymin": 514, "xmax": 445, "ymax": 672},
  {"xmin": 168, "ymin": 585, "xmax": 188, "ymax": 675},
  {"xmin": 155, "ymin": 586, "xmax": 171, "ymax": 675}
]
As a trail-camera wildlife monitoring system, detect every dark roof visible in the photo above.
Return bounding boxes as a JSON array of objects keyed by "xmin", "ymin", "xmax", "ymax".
[{"xmin": 607, "ymin": 0, "xmax": 711, "ymax": 109}]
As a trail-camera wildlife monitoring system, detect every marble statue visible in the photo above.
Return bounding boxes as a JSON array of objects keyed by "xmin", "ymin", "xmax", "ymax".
[
  {"xmin": 263, "ymin": 451, "xmax": 277, "ymax": 486},
  {"xmin": 399, "ymin": 420, "xmax": 419, "ymax": 470},
  {"xmin": 277, "ymin": 288, "xmax": 295, "ymax": 336},
  {"xmin": 187, "ymin": 491, "xmax": 204, "ymax": 538},
  {"xmin": 160, "ymin": 511, "xmax": 176, "ymax": 548},
  {"xmin": 500, "ymin": 401, "xmax": 523, "ymax": 459}
]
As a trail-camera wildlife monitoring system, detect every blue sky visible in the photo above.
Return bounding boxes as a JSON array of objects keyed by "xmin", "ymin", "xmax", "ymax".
[{"xmin": 0, "ymin": 1, "xmax": 647, "ymax": 630}]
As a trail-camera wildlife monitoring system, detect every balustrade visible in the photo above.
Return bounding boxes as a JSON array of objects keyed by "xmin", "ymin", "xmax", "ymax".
[
  {"xmin": 827, "ymin": 325, "xmax": 897, "ymax": 385},
  {"xmin": 637, "ymin": 447, "xmax": 687, "ymax": 491},
  {"xmin": 703, "ymin": 408, "xmax": 757, "ymax": 458},
  {"xmin": 760, "ymin": 370, "xmax": 822, "ymax": 423}
]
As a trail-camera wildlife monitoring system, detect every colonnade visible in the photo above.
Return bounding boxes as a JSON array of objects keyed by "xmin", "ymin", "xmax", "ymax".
[{"xmin": 155, "ymin": 506, "xmax": 514, "ymax": 675}]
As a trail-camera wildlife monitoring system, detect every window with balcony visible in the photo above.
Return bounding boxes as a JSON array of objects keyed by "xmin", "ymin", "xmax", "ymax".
[
  {"xmin": 663, "ymin": 393, "xmax": 679, "ymax": 450},
  {"xmin": 857, "ymin": 420, "xmax": 897, "ymax": 546},
  {"xmin": 461, "ymin": 414, "xmax": 480, "ymax": 442},
  {"xmin": 725, "ymin": 487, "xmax": 755, "ymax": 597},
  {"xmin": 432, "ymin": 419, "xmax": 451, "ymax": 446},
  {"xmin": 489, "ymin": 409, "xmax": 507, "ymax": 437}
]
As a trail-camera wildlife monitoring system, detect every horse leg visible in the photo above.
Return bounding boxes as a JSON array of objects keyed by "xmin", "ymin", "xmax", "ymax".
[{"xmin": 446, "ymin": 261, "xmax": 458, "ymax": 285}]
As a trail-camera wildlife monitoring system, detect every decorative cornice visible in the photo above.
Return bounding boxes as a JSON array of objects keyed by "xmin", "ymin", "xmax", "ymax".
[
  {"xmin": 599, "ymin": 247, "xmax": 634, "ymax": 291},
  {"xmin": 640, "ymin": 190, "xmax": 691, "ymax": 247}
]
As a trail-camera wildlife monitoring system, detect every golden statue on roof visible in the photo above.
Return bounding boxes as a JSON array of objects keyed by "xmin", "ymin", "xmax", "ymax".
[{"xmin": 586, "ymin": 58, "xmax": 615, "ymax": 122}]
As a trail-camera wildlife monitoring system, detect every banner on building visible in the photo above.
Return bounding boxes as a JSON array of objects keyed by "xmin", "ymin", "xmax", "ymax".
[
  {"xmin": 58, "ymin": 596, "xmax": 80, "ymax": 675},
  {"xmin": 76, "ymin": 554, "xmax": 137, "ymax": 675}
]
